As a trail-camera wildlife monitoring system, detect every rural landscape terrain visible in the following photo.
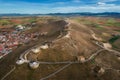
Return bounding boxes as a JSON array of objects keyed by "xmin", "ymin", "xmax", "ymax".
[{"xmin": 0, "ymin": 15, "xmax": 120, "ymax": 80}]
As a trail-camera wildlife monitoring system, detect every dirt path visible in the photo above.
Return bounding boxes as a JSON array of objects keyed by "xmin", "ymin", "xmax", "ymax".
[{"xmin": 38, "ymin": 48, "xmax": 105, "ymax": 80}]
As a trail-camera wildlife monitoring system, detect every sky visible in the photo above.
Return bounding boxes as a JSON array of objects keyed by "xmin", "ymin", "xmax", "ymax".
[{"xmin": 0, "ymin": 0, "xmax": 120, "ymax": 14}]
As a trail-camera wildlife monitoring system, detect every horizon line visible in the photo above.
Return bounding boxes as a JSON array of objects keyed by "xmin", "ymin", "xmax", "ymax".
[{"xmin": 0, "ymin": 12, "xmax": 120, "ymax": 14}]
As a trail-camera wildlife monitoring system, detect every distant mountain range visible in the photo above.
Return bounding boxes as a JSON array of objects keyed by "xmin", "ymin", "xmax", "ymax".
[{"xmin": 0, "ymin": 12, "xmax": 120, "ymax": 17}]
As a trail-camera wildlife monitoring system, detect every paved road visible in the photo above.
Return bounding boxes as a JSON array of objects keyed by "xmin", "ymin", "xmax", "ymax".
[
  {"xmin": 39, "ymin": 22, "xmax": 120, "ymax": 80},
  {"xmin": 19, "ymin": 44, "xmax": 42, "ymax": 61},
  {"xmin": 1, "ymin": 20, "xmax": 111, "ymax": 80},
  {"xmin": 40, "ymin": 63, "xmax": 72, "ymax": 80},
  {"xmin": 38, "ymin": 48, "xmax": 105, "ymax": 80},
  {"xmin": 1, "ymin": 66, "xmax": 16, "ymax": 80},
  {"xmin": 94, "ymin": 41, "xmax": 120, "ymax": 56},
  {"xmin": 38, "ymin": 49, "xmax": 105, "ymax": 65},
  {"xmin": 19, "ymin": 19, "xmax": 71, "ymax": 62},
  {"xmin": 91, "ymin": 31, "xmax": 120, "ymax": 56}
]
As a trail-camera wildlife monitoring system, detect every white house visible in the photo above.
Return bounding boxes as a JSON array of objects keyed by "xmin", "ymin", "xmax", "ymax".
[
  {"xmin": 40, "ymin": 44, "xmax": 49, "ymax": 49},
  {"xmin": 16, "ymin": 59, "xmax": 25, "ymax": 65},
  {"xmin": 98, "ymin": 67, "xmax": 105, "ymax": 75},
  {"xmin": 77, "ymin": 56, "xmax": 85, "ymax": 63},
  {"xmin": 16, "ymin": 25, "xmax": 25, "ymax": 30},
  {"xmin": 103, "ymin": 43, "xmax": 112, "ymax": 49},
  {"xmin": 64, "ymin": 32, "xmax": 70, "ymax": 38},
  {"xmin": 29, "ymin": 61, "xmax": 39, "ymax": 69},
  {"xmin": 118, "ymin": 57, "xmax": 120, "ymax": 60},
  {"xmin": 32, "ymin": 48, "xmax": 40, "ymax": 53}
]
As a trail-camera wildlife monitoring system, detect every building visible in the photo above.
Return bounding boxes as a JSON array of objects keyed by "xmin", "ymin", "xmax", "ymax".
[
  {"xmin": 103, "ymin": 43, "xmax": 112, "ymax": 49},
  {"xmin": 29, "ymin": 61, "xmax": 39, "ymax": 69},
  {"xmin": 118, "ymin": 57, "xmax": 120, "ymax": 60},
  {"xmin": 31, "ymin": 48, "xmax": 40, "ymax": 53},
  {"xmin": 77, "ymin": 56, "xmax": 85, "ymax": 63},
  {"xmin": 16, "ymin": 59, "xmax": 25, "ymax": 65},
  {"xmin": 64, "ymin": 32, "xmax": 70, "ymax": 38},
  {"xmin": 40, "ymin": 44, "xmax": 49, "ymax": 49},
  {"xmin": 16, "ymin": 25, "xmax": 25, "ymax": 30},
  {"xmin": 93, "ymin": 66, "xmax": 105, "ymax": 75}
]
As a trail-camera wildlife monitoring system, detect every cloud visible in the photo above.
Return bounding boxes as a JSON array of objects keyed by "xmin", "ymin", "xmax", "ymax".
[
  {"xmin": 97, "ymin": 2, "xmax": 106, "ymax": 6},
  {"xmin": 99, "ymin": 0, "xmax": 117, "ymax": 2},
  {"xmin": 97, "ymin": 1, "xmax": 116, "ymax": 7},
  {"xmin": 0, "ymin": 0, "xmax": 119, "ymax": 14},
  {"xmin": 0, "ymin": 4, "xmax": 120, "ymax": 14},
  {"xmin": 52, "ymin": 4, "xmax": 120, "ymax": 13}
]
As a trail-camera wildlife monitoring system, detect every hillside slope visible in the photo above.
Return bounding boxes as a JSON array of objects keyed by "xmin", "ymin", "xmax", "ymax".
[{"xmin": 0, "ymin": 17, "xmax": 120, "ymax": 80}]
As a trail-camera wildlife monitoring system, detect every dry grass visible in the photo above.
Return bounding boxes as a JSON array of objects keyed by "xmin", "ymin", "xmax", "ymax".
[{"xmin": 0, "ymin": 16, "xmax": 120, "ymax": 80}]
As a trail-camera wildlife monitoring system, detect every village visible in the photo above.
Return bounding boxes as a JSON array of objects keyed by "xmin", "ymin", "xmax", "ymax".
[{"xmin": 0, "ymin": 24, "xmax": 41, "ymax": 59}]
